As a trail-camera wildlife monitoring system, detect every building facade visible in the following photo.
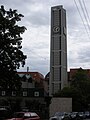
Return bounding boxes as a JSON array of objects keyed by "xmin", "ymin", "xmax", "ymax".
[
  {"xmin": 49, "ymin": 6, "xmax": 67, "ymax": 96},
  {"xmin": 0, "ymin": 72, "xmax": 45, "ymax": 97}
]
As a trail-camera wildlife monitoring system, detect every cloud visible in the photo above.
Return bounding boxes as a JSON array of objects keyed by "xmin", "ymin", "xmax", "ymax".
[
  {"xmin": 78, "ymin": 44, "xmax": 90, "ymax": 62},
  {"xmin": 1, "ymin": 0, "xmax": 90, "ymax": 75}
]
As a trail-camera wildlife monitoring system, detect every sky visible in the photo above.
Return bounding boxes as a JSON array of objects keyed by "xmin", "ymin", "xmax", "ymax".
[{"xmin": 1, "ymin": 0, "xmax": 90, "ymax": 76}]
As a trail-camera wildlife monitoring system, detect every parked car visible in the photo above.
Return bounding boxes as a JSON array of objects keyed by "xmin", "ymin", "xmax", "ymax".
[
  {"xmin": 70, "ymin": 112, "xmax": 78, "ymax": 119},
  {"xmin": 6, "ymin": 112, "xmax": 40, "ymax": 120},
  {"xmin": 49, "ymin": 112, "xmax": 71, "ymax": 120},
  {"xmin": 78, "ymin": 112, "xmax": 85, "ymax": 119},
  {"xmin": 49, "ymin": 116, "xmax": 60, "ymax": 120},
  {"xmin": 84, "ymin": 111, "xmax": 90, "ymax": 118},
  {"xmin": 0, "ymin": 106, "xmax": 11, "ymax": 120}
]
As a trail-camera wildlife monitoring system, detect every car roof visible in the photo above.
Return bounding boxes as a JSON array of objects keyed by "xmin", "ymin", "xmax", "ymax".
[{"xmin": 15, "ymin": 112, "xmax": 38, "ymax": 116}]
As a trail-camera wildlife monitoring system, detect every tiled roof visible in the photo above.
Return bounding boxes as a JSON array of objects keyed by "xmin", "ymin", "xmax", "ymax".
[
  {"xmin": 69, "ymin": 68, "xmax": 90, "ymax": 80},
  {"xmin": 17, "ymin": 72, "xmax": 45, "ymax": 83}
]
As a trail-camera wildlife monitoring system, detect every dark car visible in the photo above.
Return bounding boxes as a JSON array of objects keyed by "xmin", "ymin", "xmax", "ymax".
[
  {"xmin": 0, "ymin": 107, "xmax": 11, "ymax": 120},
  {"xmin": 84, "ymin": 111, "xmax": 90, "ymax": 118},
  {"xmin": 6, "ymin": 112, "xmax": 40, "ymax": 120},
  {"xmin": 78, "ymin": 112, "xmax": 85, "ymax": 119},
  {"xmin": 70, "ymin": 112, "xmax": 78, "ymax": 119}
]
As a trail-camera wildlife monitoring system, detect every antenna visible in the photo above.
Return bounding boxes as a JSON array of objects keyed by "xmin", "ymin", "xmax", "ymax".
[{"xmin": 27, "ymin": 67, "xmax": 29, "ymax": 72}]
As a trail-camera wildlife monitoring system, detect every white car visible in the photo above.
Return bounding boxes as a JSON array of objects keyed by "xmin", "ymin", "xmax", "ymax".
[{"xmin": 49, "ymin": 112, "xmax": 69, "ymax": 120}]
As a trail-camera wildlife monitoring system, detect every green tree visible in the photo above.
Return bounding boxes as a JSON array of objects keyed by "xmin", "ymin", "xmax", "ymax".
[
  {"xmin": 54, "ymin": 68, "xmax": 90, "ymax": 111},
  {"xmin": 0, "ymin": 5, "xmax": 27, "ymax": 90},
  {"xmin": 54, "ymin": 87, "xmax": 81, "ymax": 98},
  {"xmin": 71, "ymin": 68, "xmax": 90, "ymax": 110},
  {"xmin": 71, "ymin": 68, "xmax": 89, "ymax": 95},
  {"xmin": 54, "ymin": 86, "xmax": 83, "ymax": 111}
]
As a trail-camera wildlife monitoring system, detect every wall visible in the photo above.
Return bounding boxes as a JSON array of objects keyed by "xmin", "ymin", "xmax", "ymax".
[{"xmin": 49, "ymin": 97, "xmax": 72, "ymax": 117}]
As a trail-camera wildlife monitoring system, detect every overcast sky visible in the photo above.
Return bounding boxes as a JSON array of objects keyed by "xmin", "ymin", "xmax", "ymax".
[{"xmin": 1, "ymin": 0, "xmax": 90, "ymax": 76}]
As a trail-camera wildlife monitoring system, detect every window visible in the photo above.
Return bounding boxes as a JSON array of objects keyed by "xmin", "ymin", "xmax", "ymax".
[
  {"xmin": 12, "ymin": 91, "xmax": 16, "ymax": 96},
  {"xmin": 2, "ymin": 91, "xmax": 5, "ymax": 96},
  {"xmin": 34, "ymin": 92, "xmax": 39, "ymax": 97},
  {"xmin": 23, "ymin": 91, "xmax": 27, "ymax": 96}
]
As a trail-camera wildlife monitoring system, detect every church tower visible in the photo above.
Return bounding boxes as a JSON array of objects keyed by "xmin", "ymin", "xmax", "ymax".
[{"xmin": 49, "ymin": 5, "xmax": 67, "ymax": 96}]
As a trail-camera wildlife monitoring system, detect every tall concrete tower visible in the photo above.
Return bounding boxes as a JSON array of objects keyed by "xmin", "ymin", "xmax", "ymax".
[{"xmin": 49, "ymin": 5, "xmax": 67, "ymax": 96}]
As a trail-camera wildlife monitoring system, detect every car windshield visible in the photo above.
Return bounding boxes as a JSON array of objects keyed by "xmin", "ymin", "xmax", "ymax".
[
  {"xmin": 30, "ymin": 113, "xmax": 38, "ymax": 117},
  {"xmin": 24, "ymin": 113, "xmax": 30, "ymax": 117},
  {"xmin": 54, "ymin": 112, "xmax": 65, "ymax": 116}
]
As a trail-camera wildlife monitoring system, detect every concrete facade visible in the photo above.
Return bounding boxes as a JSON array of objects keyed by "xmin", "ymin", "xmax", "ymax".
[
  {"xmin": 49, "ymin": 97, "xmax": 72, "ymax": 117},
  {"xmin": 49, "ymin": 6, "xmax": 67, "ymax": 96}
]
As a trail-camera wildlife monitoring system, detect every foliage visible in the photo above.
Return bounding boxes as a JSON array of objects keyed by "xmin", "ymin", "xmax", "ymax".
[
  {"xmin": 71, "ymin": 68, "xmax": 90, "ymax": 110},
  {"xmin": 54, "ymin": 68, "xmax": 90, "ymax": 111},
  {"xmin": 0, "ymin": 5, "xmax": 27, "ymax": 90},
  {"xmin": 7, "ymin": 98, "xmax": 22, "ymax": 113},
  {"xmin": 71, "ymin": 68, "xmax": 90, "ymax": 95},
  {"xmin": 54, "ymin": 86, "xmax": 81, "ymax": 98}
]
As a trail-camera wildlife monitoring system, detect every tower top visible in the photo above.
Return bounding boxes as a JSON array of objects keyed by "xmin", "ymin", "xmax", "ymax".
[
  {"xmin": 51, "ymin": 5, "xmax": 63, "ymax": 9},
  {"xmin": 51, "ymin": 5, "xmax": 65, "ymax": 11}
]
